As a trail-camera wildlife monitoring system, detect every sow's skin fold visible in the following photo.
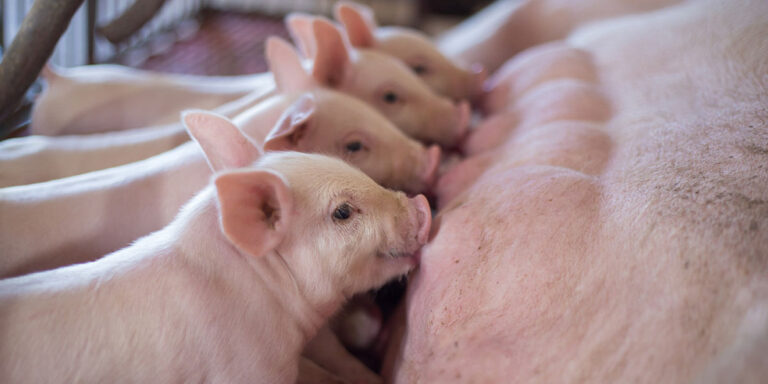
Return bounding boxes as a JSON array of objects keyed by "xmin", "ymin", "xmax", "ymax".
[{"xmin": 0, "ymin": 110, "xmax": 432, "ymax": 383}]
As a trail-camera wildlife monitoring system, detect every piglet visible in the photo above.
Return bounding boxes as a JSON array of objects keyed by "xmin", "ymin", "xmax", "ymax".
[
  {"xmin": 332, "ymin": 1, "xmax": 487, "ymax": 103},
  {"xmin": 0, "ymin": 87, "xmax": 272, "ymax": 188},
  {"xmin": 0, "ymin": 110, "xmax": 431, "ymax": 383},
  {"xmin": 0, "ymin": 88, "xmax": 438, "ymax": 279},
  {"xmin": 287, "ymin": 17, "xmax": 470, "ymax": 148},
  {"xmin": 31, "ymin": 64, "xmax": 273, "ymax": 136}
]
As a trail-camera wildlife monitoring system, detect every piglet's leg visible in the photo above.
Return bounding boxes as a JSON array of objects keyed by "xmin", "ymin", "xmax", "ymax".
[
  {"xmin": 303, "ymin": 326, "xmax": 382, "ymax": 384},
  {"xmin": 296, "ymin": 358, "xmax": 348, "ymax": 384}
]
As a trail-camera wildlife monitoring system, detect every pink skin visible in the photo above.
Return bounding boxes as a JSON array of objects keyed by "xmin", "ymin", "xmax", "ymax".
[
  {"xmin": 464, "ymin": 77, "xmax": 612, "ymax": 156},
  {"xmin": 386, "ymin": 0, "xmax": 768, "ymax": 382},
  {"xmin": 0, "ymin": 88, "xmax": 273, "ymax": 188},
  {"xmin": 0, "ymin": 89, "xmax": 437, "ymax": 280},
  {"xmin": 286, "ymin": 16, "xmax": 470, "ymax": 148},
  {"xmin": 482, "ymin": 42, "xmax": 598, "ymax": 115},
  {"xmin": 31, "ymin": 64, "xmax": 273, "ymax": 135},
  {"xmin": 0, "ymin": 124, "xmax": 430, "ymax": 383},
  {"xmin": 435, "ymin": 0, "xmax": 684, "ymax": 73},
  {"xmin": 332, "ymin": 1, "xmax": 487, "ymax": 103},
  {"xmin": 11, "ymin": 33, "xmax": 463, "ymax": 185}
]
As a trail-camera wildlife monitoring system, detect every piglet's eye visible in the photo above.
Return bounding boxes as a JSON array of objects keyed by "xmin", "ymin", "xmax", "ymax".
[
  {"xmin": 346, "ymin": 141, "xmax": 363, "ymax": 153},
  {"xmin": 333, "ymin": 202, "xmax": 353, "ymax": 221},
  {"xmin": 412, "ymin": 64, "xmax": 428, "ymax": 75},
  {"xmin": 383, "ymin": 91, "xmax": 399, "ymax": 104}
]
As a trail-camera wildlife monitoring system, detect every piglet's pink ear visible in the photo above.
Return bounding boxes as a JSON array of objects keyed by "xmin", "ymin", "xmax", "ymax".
[
  {"xmin": 263, "ymin": 94, "xmax": 316, "ymax": 152},
  {"xmin": 311, "ymin": 17, "xmax": 351, "ymax": 87},
  {"xmin": 334, "ymin": 2, "xmax": 377, "ymax": 48},
  {"xmin": 266, "ymin": 37, "xmax": 311, "ymax": 93},
  {"xmin": 216, "ymin": 169, "xmax": 293, "ymax": 258},
  {"xmin": 182, "ymin": 110, "xmax": 261, "ymax": 172},
  {"xmin": 285, "ymin": 13, "xmax": 317, "ymax": 58}
]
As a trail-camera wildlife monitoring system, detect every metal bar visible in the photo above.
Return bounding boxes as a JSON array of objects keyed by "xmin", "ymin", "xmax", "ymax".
[
  {"xmin": 0, "ymin": 0, "xmax": 5, "ymax": 53},
  {"xmin": 0, "ymin": 0, "xmax": 86, "ymax": 123},
  {"xmin": 98, "ymin": 0, "xmax": 168, "ymax": 45},
  {"xmin": 87, "ymin": 0, "xmax": 96, "ymax": 63}
]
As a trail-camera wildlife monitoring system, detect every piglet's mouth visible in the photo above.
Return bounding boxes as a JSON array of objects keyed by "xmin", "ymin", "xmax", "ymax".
[{"xmin": 377, "ymin": 249, "xmax": 421, "ymax": 267}]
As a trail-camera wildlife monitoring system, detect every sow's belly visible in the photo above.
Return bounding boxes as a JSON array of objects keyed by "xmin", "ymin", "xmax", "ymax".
[{"xmin": 390, "ymin": 1, "xmax": 768, "ymax": 383}]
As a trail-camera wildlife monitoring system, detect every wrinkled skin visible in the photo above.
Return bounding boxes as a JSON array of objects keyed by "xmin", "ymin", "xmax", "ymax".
[
  {"xmin": 0, "ymin": 137, "xmax": 431, "ymax": 383},
  {"xmin": 387, "ymin": 0, "xmax": 768, "ymax": 382},
  {"xmin": 332, "ymin": 1, "xmax": 486, "ymax": 102},
  {"xmin": 0, "ymin": 89, "xmax": 437, "ymax": 279}
]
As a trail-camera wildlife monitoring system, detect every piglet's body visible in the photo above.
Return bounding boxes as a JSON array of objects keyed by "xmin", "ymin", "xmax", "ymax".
[
  {"xmin": 0, "ymin": 88, "xmax": 438, "ymax": 279},
  {"xmin": 31, "ymin": 64, "xmax": 273, "ymax": 136},
  {"xmin": 0, "ymin": 88, "xmax": 273, "ymax": 188},
  {"xmin": 0, "ymin": 140, "xmax": 431, "ymax": 383},
  {"xmin": 12, "ymin": 29, "xmax": 465, "ymax": 187}
]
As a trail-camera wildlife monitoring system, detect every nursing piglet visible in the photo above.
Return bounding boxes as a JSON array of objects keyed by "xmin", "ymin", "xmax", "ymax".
[
  {"xmin": 281, "ymin": 17, "xmax": 470, "ymax": 148},
  {"xmin": 0, "ymin": 111, "xmax": 431, "ymax": 383},
  {"xmin": 0, "ymin": 88, "xmax": 438, "ymax": 278},
  {"xmin": 332, "ymin": 1, "xmax": 487, "ymax": 103}
]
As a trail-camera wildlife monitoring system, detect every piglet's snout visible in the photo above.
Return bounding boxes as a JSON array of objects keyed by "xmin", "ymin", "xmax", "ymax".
[{"xmin": 409, "ymin": 194, "xmax": 432, "ymax": 246}]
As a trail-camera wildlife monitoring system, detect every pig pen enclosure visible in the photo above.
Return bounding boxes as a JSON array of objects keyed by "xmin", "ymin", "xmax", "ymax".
[{"xmin": 0, "ymin": 0, "xmax": 485, "ymax": 138}]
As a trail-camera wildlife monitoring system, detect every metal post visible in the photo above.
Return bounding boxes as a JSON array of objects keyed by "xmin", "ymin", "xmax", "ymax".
[
  {"xmin": 98, "ymin": 0, "xmax": 168, "ymax": 45},
  {"xmin": 0, "ymin": 0, "xmax": 86, "ymax": 123},
  {"xmin": 87, "ymin": 0, "xmax": 96, "ymax": 64}
]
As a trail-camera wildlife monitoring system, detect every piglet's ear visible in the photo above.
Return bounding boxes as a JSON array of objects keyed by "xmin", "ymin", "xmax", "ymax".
[
  {"xmin": 285, "ymin": 13, "xmax": 317, "ymax": 58},
  {"xmin": 263, "ymin": 94, "xmax": 316, "ymax": 152},
  {"xmin": 216, "ymin": 169, "xmax": 293, "ymax": 258},
  {"xmin": 334, "ymin": 2, "xmax": 377, "ymax": 48},
  {"xmin": 311, "ymin": 18, "xmax": 351, "ymax": 87},
  {"xmin": 266, "ymin": 37, "xmax": 311, "ymax": 93},
  {"xmin": 182, "ymin": 110, "xmax": 260, "ymax": 172}
]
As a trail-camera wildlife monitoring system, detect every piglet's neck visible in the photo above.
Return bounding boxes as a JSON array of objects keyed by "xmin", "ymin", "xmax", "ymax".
[
  {"xmin": 176, "ymin": 187, "xmax": 325, "ymax": 343},
  {"xmin": 284, "ymin": 246, "xmax": 353, "ymax": 321}
]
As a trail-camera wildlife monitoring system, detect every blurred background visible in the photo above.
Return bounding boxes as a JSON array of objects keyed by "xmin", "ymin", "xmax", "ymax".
[{"xmin": 0, "ymin": 0, "xmax": 493, "ymax": 75}]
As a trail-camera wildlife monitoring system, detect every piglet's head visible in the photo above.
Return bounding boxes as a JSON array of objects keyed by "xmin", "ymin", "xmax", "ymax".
[
  {"xmin": 183, "ymin": 110, "xmax": 431, "ymax": 300},
  {"xmin": 231, "ymin": 153, "xmax": 431, "ymax": 296},
  {"xmin": 262, "ymin": 90, "xmax": 441, "ymax": 195},
  {"xmin": 278, "ymin": 17, "xmax": 469, "ymax": 149},
  {"xmin": 334, "ymin": 2, "xmax": 487, "ymax": 104}
]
